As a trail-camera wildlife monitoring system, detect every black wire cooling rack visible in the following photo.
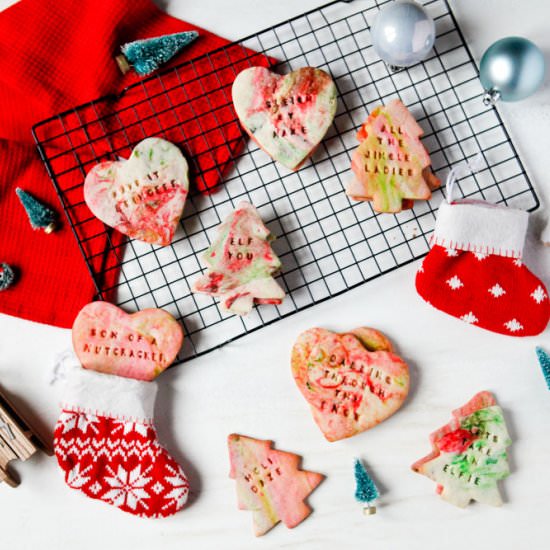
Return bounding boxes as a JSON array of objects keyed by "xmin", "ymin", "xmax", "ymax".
[{"xmin": 33, "ymin": 0, "xmax": 539, "ymax": 363}]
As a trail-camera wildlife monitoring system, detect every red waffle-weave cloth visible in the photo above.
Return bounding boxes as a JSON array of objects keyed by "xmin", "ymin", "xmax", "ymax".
[{"xmin": 0, "ymin": 0, "xmax": 249, "ymax": 327}]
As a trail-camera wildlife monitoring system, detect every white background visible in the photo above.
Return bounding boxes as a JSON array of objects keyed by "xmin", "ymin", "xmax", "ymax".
[{"xmin": 1, "ymin": 1, "xmax": 549, "ymax": 549}]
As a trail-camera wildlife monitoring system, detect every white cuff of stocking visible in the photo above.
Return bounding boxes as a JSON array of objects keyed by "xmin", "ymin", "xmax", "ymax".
[
  {"xmin": 432, "ymin": 201, "xmax": 528, "ymax": 258},
  {"xmin": 60, "ymin": 367, "xmax": 157, "ymax": 424}
]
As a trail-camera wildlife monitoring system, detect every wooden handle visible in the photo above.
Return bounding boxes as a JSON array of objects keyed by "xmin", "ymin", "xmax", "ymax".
[{"xmin": 0, "ymin": 466, "xmax": 19, "ymax": 488}]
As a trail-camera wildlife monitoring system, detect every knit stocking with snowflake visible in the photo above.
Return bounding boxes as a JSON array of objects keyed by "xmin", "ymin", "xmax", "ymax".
[
  {"xmin": 54, "ymin": 367, "xmax": 189, "ymax": 518},
  {"xmin": 416, "ymin": 199, "xmax": 549, "ymax": 336}
]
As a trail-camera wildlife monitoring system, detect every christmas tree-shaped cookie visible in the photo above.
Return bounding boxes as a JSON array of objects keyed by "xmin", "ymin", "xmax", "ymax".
[
  {"xmin": 192, "ymin": 201, "xmax": 285, "ymax": 315},
  {"xmin": 117, "ymin": 31, "xmax": 199, "ymax": 76},
  {"xmin": 412, "ymin": 391, "xmax": 511, "ymax": 508},
  {"xmin": 346, "ymin": 99, "xmax": 440, "ymax": 213},
  {"xmin": 354, "ymin": 458, "xmax": 380, "ymax": 515},
  {"xmin": 228, "ymin": 434, "xmax": 323, "ymax": 536}
]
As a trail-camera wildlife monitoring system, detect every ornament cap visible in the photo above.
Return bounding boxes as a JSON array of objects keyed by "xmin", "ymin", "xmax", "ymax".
[
  {"xmin": 387, "ymin": 64, "xmax": 405, "ymax": 73},
  {"xmin": 483, "ymin": 89, "xmax": 501, "ymax": 106},
  {"xmin": 115, "ymin": 54, "xmax": 131, "ymax": 74}
]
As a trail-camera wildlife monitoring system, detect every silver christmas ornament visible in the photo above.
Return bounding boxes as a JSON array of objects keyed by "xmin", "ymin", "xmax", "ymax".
[
  {"xmin": 480, "ymin": 37, "xmax": 546, "ymax": 105},
  {"xmin": 371, "ymin": 1, "xmax": 436, "ymax": 70}
]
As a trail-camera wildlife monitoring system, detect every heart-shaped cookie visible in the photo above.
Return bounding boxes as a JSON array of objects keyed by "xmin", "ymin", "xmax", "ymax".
[
  {"xmin": 72, "ymin": 302, "xmax": 183, "ymax": 381},
  {"xmin": 84, "ymin": 137, "xmax": 189, "ymax": 246},
  {"xmin": 291, "ymin": 327, "xmax": 409, "ymax": 442},
  {"xmin": 232, "ymin": 66, "xmax": 337, "ymax": 170}
]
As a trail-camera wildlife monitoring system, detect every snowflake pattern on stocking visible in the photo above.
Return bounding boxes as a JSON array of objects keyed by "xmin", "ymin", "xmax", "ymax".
[
  {"xmin": 531, "ymin": 286, "xmax": 547, "ymax": 304},
  {"xmin": 504, "ymin": 319, "xmax": 523, "ymax": 333},
  {"xmin": 446, "ymin": 275, "xmax": 463, "ymax": 290},
  {"xmin": 488, "ymin": 284, "xmax": 506, "ymax": 298},
  {"xmin": 460, "ymin": 312, "xmax": 478, "ymax": 324},
  {"xmin": 54, "ymin": 409, "xmax": 189, "ymax": 518},
  {"xmin": 103, "ymin": 464, "xmax": 152, "ymax": 511}
]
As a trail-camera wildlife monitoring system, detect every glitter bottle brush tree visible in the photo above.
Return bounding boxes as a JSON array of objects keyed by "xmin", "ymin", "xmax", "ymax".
[
  {"xmin": 116, "ymin": 31, "xmax": 199, "ymax": 76},
  {"xmin": 535, "ymin": 347, "xmax": 550, "ymax": 390},
  {"xmin": 0, "ymin": 263, "xmax": 15, "ymax": 291},
  {"xmin": 15, "ymin": 188, "xmax": 57, "ymax": 233},
  {"xmin": 354, "ymin": 458, "xmax": 380, "ymax": 515}
]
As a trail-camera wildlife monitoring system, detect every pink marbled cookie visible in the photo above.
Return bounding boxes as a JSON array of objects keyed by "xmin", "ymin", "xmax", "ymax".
[
  {"xmin": 346, "ymin": 99, "xmax": 440, "ymax": 212},
  {"xmin": 228, "ymin": 434, "xmax": 323, "ymax": 536},
  {"xmin": 291, "ymin": 327, "xmax": 409, "ymax": 442},
  {"xmin": 84, "ymin": 137, "xmax": 189, "ymax": 246},
  {"xmin": 232, "ymin": 66, "xmax": 337, "ymax": 170},
  {"xmin": 412, "ymin": 391, "xmax": 511, "ymax": 508},
  {"xmin": 193, "ymin": 201, "xmax": 285, "ymax": 315},
  {"xmin": 72, "ymin": 302, "xmax": 183, "ymax": 381}
]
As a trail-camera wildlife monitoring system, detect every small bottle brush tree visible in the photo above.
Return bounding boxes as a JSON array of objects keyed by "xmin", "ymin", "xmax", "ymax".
[
  {"xmin": 117, "ymin": 31, "xmax": 199, "ymax": 76},
  {"xmin": 354, "ymin": 458, "xmax": 380, "ymax": 515},
  {"xmin": 535, "ymin": 347, "xmax": 550, "ymax": 390},
  {"xmin": 0, "ymin": 263, "xmax": 15, "ymax": 291},
  {"xmin": 15, "ymin": 188, "xmax": 57, "ymax": 233}
]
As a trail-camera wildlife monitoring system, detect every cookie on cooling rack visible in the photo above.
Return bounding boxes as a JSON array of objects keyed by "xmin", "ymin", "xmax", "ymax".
[
  {"xmin": 84, "ymin": 137, "xmax": 189, "ymax": 246},
  {"xmin": 192, "ymin": 201, "xmax": 285, "ymax": 316},
  {"xmin": 346, "ymin": 99, "xmax": 440, "ymax": 213},
  {"xmin": 232, "ymin": 66, "xmax": 337, "ymax": 170}
]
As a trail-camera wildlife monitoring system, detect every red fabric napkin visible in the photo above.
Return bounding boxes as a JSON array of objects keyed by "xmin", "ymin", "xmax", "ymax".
[{"xmin": 0, "ymin": 0, "xmax": 258, "ymax": 327}]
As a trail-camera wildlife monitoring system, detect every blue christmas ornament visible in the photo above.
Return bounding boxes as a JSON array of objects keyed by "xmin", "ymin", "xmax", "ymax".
[
  {"xmin": 480, "ymin": 37, "xmax": 546, "ymax": 105},
  {"xmin": 371, "ymin": 1, "xmax": 435, "ymax": 70},
  {"xmin": 354, "ymin": 458, "xmax": 380, "ymax": 515}
]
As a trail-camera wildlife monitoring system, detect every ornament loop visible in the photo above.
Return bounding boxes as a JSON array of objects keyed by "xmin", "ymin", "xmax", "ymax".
[{"xmin": 445, "ymin": 153, "xmax": 484, "ymax": 203}]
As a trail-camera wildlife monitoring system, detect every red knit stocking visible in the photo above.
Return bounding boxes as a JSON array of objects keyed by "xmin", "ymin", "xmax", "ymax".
[
  {"xmin": 54, "ymin": 367, "xmax": 189, "ymax": 518},
  {"xmin": 416, "ymin": 200, "xmax": 550, "ymax": 336}
]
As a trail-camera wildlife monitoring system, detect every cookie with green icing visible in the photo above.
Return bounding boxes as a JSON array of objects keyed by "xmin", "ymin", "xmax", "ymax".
[
  {"xmin": 192, "ymin": 201, "xmax": 285, "ymax": 315},
  {"xmin": 412, "ymin": 391, "xmax": 511, "ymax": 508},
  {"xmin": 346, "ymin": 99, "xmax": 440, "ymax": 212}
]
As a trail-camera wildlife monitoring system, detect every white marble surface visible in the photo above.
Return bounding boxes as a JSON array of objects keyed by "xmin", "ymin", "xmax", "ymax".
[{"xmin": 1, "ymin": 1, "xmax": 549, "ymax": 549}]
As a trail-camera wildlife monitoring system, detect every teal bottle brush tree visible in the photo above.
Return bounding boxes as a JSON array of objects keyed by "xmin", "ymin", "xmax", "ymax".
[
  {"xmin": 15, "ymin": 188, "xmax": 57, "ymax": 233},
  {"xmin": 535, "ymin": 347, "xmax": 550, "ymax": 390},
  {"xmin": 116, "ymin": 31, "xmax": 199, "ymax": 76},
  {"xmin": 0, "ymin": 263, "xmax": 15, "ymax": 291},
  {"xmin": 354, "ymin": 458, "xmax": 380, "ymax": 515}
]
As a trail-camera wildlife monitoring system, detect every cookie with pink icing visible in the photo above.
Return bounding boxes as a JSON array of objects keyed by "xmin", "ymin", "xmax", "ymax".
[
  {"xmin": 346, "ymin": 99, "xmax": 440, "ymax": 212},
  {"xmin": 72, "ymin": 302, "xmax": 183, "ymax": 381},
  {"xmin": 84, "ymin": 137, "xmax": 189, "ymax": 246},
  {"xmin": 232, "ymin": 66, "xmax": 337, "ymax": 170},
  {"xmin": 228, "ymin": 434, "xmax": 323, "ymax": 536},
  {"xmin": 291, "ymin": 327, "xmax": 409, "ymax": 442},
  {"xmin": 412, "ymin": 391, "xmax": 511, "ymax": 508},
  {"xmin": 192, "ymin": 201, "xmax": 285, "ymax": 315}
]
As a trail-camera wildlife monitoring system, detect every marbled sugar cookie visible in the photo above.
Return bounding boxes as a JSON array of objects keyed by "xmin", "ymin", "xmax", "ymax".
[
  {"xmin": 72, "ymin": 302, "xmax": 183, "ymax": 381},
  {"xmin": 291, "ymin": 327, "xmax": 409, "ymax": 442},
  {"xmin": 84, "ymin": 137, "xmax": 189, "ymax": 245},
  {"xmin": 412, "ymin": 391, "xmax": 511, "ymax": 508},
  {"xmin": 346, "ymin": 99, "xmax": 440, "ymax": 212},
  {"xmin": 232, "ymin": 66, "xmax": 337, "ymax": 170},
  {"xmin": 193, "ymin": 201, "xmax": 285, "ymax": 315},
  {"xmin": 228, "ymin": 434, "xmax": 323, "ymax": 536}
]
